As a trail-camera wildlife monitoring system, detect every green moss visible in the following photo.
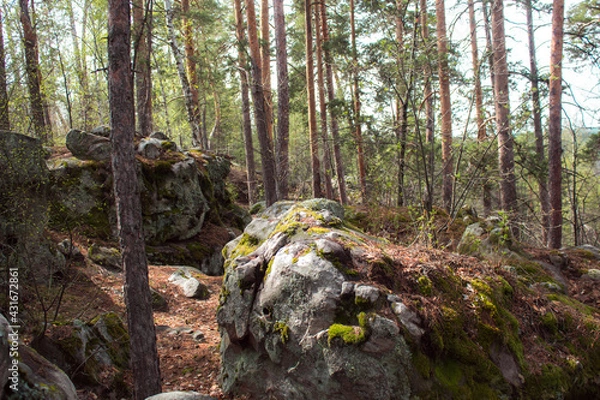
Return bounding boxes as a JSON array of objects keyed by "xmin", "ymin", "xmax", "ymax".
[
  {"xmin": 523, "ymin": 363, "xmax": 570, "ymax": 398},
  {"xmin": 417, "ymin": 275, "xmax": 433, "ymax": 296},
  {"xmin": 434, "ymin": 359, "xmax": 464, "ymax": 393},
  {"xmin": 541, "ymin": 312, "xmax": 559, "ymax": 336},
  {"xmin": 547, "ymin": 293, "xmax": 597, "ymax": 316},
  {"xmin": 328, "ymin": 323, "xmax": 367, "ymax": 345},
  {"xmin": 229, "ymin": 233, "xmax": 261, "ymax": 260},
  {"xmin": 273, "ymin": 321, "xmax": 290, "ymax": 344},
  {"xmin": 307, "ymin": 226, "xmax": 330, "ymax": 235},
  {"xmin": 513, "ymin": 260, "xmax": 556, "ymax": 286},
  {"xmin": 412, "ymin": 350, "xmax": 432, "ymax": 378}
]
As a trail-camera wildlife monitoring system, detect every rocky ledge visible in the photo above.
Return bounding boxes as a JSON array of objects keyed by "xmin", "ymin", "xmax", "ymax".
[{"xmin": 217, "ymin": 199, "xmax": 600, "ymax": 400}]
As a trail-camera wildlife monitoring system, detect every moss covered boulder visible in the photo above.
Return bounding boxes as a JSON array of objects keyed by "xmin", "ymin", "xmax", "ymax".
[
  {"xmin": 218, "ymin": 200, "xmax": 600, "ymax": 399},
  {"xmin": 49, "ymin": 144, "xmax": 248, "ymax": 247}
]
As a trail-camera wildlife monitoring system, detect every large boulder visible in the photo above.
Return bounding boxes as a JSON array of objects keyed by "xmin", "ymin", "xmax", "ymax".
[
  {"xmin": 0, "ymin": 131, "xmax": 65, "ymax": 279},
  {"xmin": 0, "ymin": 314, "xmax": 78, "ymax": 400},
  {"xmin": 0, "ymin": 131, "xmax": 48, "ymax": 245},
  {"xmin": 218, "ymin": 200, "xmax": 600, "ymax": 399},
  {"xmin": 218, "ymin": 199, "xmax": 412, "ymax": 400},
  {"xmin": 66, "ymin": 129, "xmax": 111, "ymax": 162},
  {"xmin": 33, "ymin": 312, "xmax": 130, "ymax": 396},
  {"xmin": 48, "ymin": 145, "xmax": 247, "ymax": 248}
]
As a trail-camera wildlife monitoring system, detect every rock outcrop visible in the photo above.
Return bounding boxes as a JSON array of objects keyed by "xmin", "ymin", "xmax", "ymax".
[
  {"xmin": 0, "ymin": 314, "xmax": 78, "ymax": 400},
  {"xmin": 49, "ymin": 128, "xmax": 249, "ymax": 274},
  {"xmin": 218, "ymin": 199, "xmax": 600, "ymax": 400},
  {"xmin": 218, "ymin": 199, "xmax": 412, "ymax": 400}
]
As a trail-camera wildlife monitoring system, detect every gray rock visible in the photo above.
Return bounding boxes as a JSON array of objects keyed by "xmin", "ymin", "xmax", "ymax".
[
  {"xmin": 576, "ymin": 244, "xmax": 600, "ymax": 259},
  {"xmin": 90, "ymin": 125, "xmax": 111, "ymax": 137},
  {"xmin": 355, "ymin": 284, "xmax": 380, "ymax": 305},
  {"xmin": 0, "ymin": 314, "xmax": 78, "ymax": 400},
  {"xmin": 16, "ymin": 346, "xmax": 78, "ymax": 399},
  {"xmin": 66, "ymin": 129, "xmax": 111, "ymax": 161},
  {"xmin": 150, "ymin": 131, "xmax": 170, "ymax": 140},
  {"xmin": 140, "ymin": 157, "xmax": 210, "ymax": 244},
  {"xmin": 218, "ymin": 201, "xmax": 412, "ymax": 400},
  {"xmin": 138, "ymin": 138, "xmax": 164, "ymax": 159},
  {"xmin": 88, "ymin": 244, "xmax": 122, "ymax": 271},
  {"xmin": 146, "ymin": 392, "xmax": 216, "ymax": 400},
  {"xmin": 57, "ymin": 239, "xmax": 82, "ymax": 258},
  {"xmin": 168, "ymin": 268, "xmax": 210, "ymax": 299},
  {"xmin": 391, "ymin": 301, "xmax": 424, "ymax": 339},
  {"xmin": 584, "ymin": 269, "xmax": 600, "ymax": 280},
  {"xmin": 0, "ymin": 132, "xmax": 50, "ymax": 269}
]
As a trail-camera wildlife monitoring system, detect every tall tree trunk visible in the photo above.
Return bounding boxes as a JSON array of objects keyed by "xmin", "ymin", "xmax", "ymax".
[
  {"xmin": 133, "ymin": 0, "xmax": 153, "ymax": 137},
  {"xmin": 395, "ymin": 0, "xmax": 406, "ymax": 207},
  {"xmin": 548, "ymin": 0, "xmax": 564, "ymax": 249},
  {"xmin": 420, "ymin": 0, "xmax": 434, "ymax": 145},
  {"xmin": 234, "ymin": 0, "xmax": 257, "ymax": 204},
  {"xmin": 181, "ymin": 0, "xmax": 203, "ymax": 146},
  {"xmin": 491, "ymin": 0, "xmax": 518, "ymax": 216},
  {"xmin": 349, "ymin": 0, "xmax": 367, "ymax": 203},
  {"xmin": 274, "ymin": 0, "xmax": 290, "ymax": 199},
  {"xmin": 246, "ymin": 0, "xmax": 278, "ymax": 205},
  {"xmin": 107, "ymin": 1, "xmax": 162, "ymax": 398},
  {"xmin": 67, "ymin": 0, "xmax": 94, "ymax": 130},
  {"xmin": 482, "ymin": 0, "xmax": 497, "ymax": 106},
  {"xmin": 0, "ymin": 10, "xmax": 9, "ymax": 130},
  {"xmin": 305, "ymin": 0, "xmax": 322, "ymax": 198},
  {"xmin": 525, "ymin": 0, "xmax": 550, "ymax": 244},
  {"xmin": 420, "ymin": 0, "xmax": 435, "ymax": 211},
  {"xmin": 261, "ymin": 0, "xmax": 273, "ymax": 141},
  {"xmin": 320, "ymin": 0, "xmax": 348, "ymax": 204},
  {"xmin": 165, "ymin": 0, "xmax": 203, "ymax": 146},
  {"xmin": 469, "ymin": 0, "xmax": 492, "ymax": 215},
  {"xmin": 436, "ymin": 0, "xmax": 454, "ymax": 212},
  {"xmin": 315, "ymin": 7, "xmax": 334, "ymax": 199},
  {"xmin": 19, "ymin": 0, "xmax": 47, "ymax": 142}
]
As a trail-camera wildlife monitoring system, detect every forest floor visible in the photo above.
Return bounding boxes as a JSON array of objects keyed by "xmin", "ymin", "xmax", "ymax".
[{"xmin": 23, "ymin": 214, "xmax": 600, "ymax": 399}]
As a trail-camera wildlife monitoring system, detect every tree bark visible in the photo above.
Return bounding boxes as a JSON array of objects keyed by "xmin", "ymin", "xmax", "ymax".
[
  {"xmin": 107, "ymin": 1, "xmax": 162, "ymax": 398},
  {"xmin": 436, "ymin": 0, "xmax": 454, "ymax": 212},
  {"xmin": 67, "ymin": 0, "xmax": 94, "ymax": 130},
  {"xmin": 395, "ymin": 0, "xmax": 407, "ymax": 207},
  {"xmin": 469, "ymin": 0, "xmax": 492, "ymax": 215},
  {"xmin": 181, "ymin": 0, "xmax": 203, "ymax": 147},
  {"xmin": 315, "ymin": 7, "xmax": 334, "ymax": 199},
  {"xmin": 261, "ymin": 0, "xmax": 273, "ymax": 142},
  {"xmin": 0, "ymin": 10, "xmax": 9, "ymax": 130},
  {"xmin": 491, "ymin": 0, "xmax": 518, "ymax": 216},
  {"xmin": 548, "ymin": 0, "xmax": 564, "ymax": 249},
  {"xmin": 273, "ymin": 0, "xmax": 290, "ymax": 199},
  {"xmin": 320, "ymin": 0, "xmax": 348, "ymax": 205},
  {"xmin": 234, "ymin": 0, "xmax": 257, "ymax": 204},
  {"xmin": 19, "ymin": 0, "xmax": 48, "ymax": 142},
  {"xmin": 133, "ymin": 0, "xmax": 153, "ymax": 137},
  {"xmin": 525, "ymin": 0, "xmax": 550, "ymax": 244},
  {"xmin": 420, "ymin": 0, "xmax": 434, "ymax": 145},
  {"xmin": 305, "ymin": 0, "xmax": 323, "ymax": 198},
  {"xmin": 246, "ymin": 0, "xmax": 278, "ymax": 205},
  {"xmin": 350, "ymin": 0, "xmax": 367, "ymax": 203},
  {"xmin": 165, "ymin": 0, "xmax": 203, "ymax": 147}
]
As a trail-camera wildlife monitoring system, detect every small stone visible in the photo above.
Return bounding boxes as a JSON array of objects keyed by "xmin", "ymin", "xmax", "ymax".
[
  {"xmin": 57, "ymin": 239, "xmax": 82, "ymax": 258},
  {"xmin": 355, "ymin": 285, "xmax": 380, "ymax": 304},
  {"xmin": 584, "ymin": 269, "xmax": 600, "ymax": 281},
  {"xmin": 341, "ymin": 282, "xmax": 355, "ymax": 297},
  {"xmin": 391, "ymin": 301, "xmax": 424, "ymax": 338},
  {"xmin": 192, "ymin": 331, "xmax": 205, "ymax": 341}
]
